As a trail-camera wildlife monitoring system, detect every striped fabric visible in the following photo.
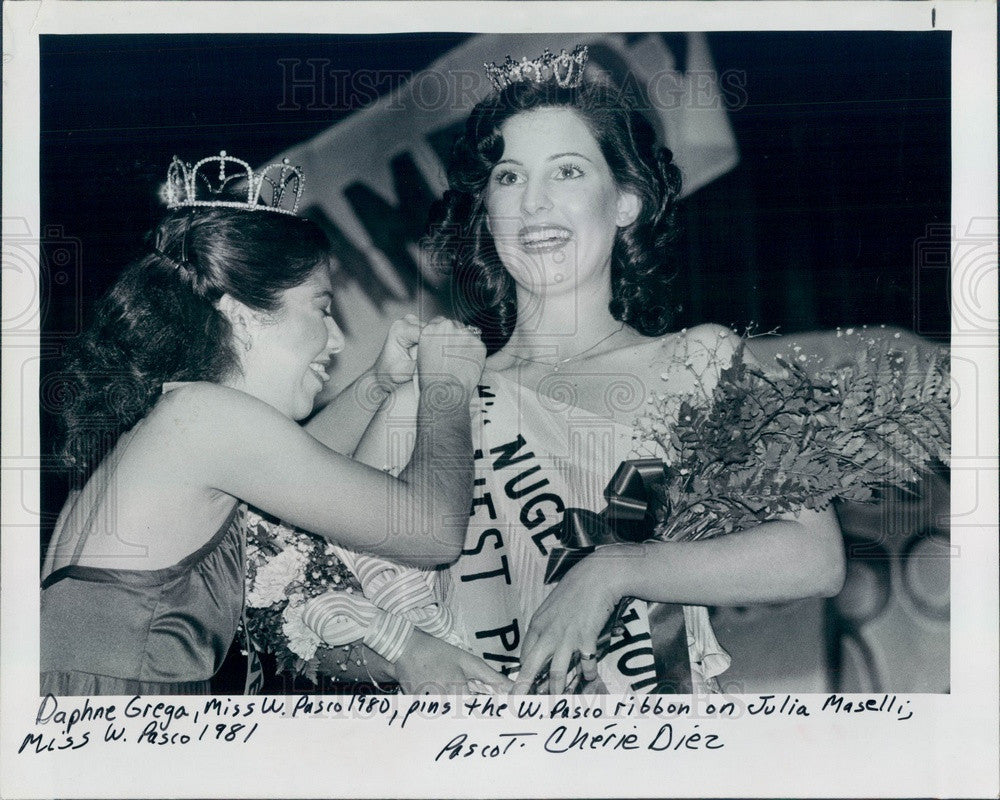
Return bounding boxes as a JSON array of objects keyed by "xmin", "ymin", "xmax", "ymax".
[{"xmin": 302, "ymin": 549, "xmax": 467, "ymax": 664}]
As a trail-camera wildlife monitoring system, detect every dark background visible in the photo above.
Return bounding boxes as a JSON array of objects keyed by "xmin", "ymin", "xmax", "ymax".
[{"xmin": 38, "ymin": 31, "xmax": 951, "ymax": 541}]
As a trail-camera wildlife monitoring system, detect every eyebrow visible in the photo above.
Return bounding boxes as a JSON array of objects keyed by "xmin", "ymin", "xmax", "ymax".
[
  {"xmin": 493, "ymin": 152, "xmax": 596, "ymax": 167},
  {"xmin": 548, "ymin": 151, "xmax": 595, "ymax": 163},
  {"xmin": 314, "ymin": 289, "xmax": 333, "ymax": 302}
]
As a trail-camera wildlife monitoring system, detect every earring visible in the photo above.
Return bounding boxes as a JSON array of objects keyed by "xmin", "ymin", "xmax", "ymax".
[{"xmin": 244, "ymin": 337, "xmax": 253, "ymax": 353}]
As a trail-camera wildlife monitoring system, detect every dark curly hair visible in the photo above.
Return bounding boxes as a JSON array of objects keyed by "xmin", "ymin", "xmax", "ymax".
[
  {"xmin": 55, "ymin": 207, "xmax": 330, "ymax": 476},
  {"xmin": 425, "ymin": 78, "xmax": 683, "ymax": 354}
]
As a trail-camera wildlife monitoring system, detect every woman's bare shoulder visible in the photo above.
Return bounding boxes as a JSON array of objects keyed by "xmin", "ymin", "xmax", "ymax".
[
  {"xmin": 623, "ymin": 324, "xmax": 737, "ymax": 364},
  {"xmin": 628, "ymin": 324, "xmax": 743, "ymax": 394},
  {"xmin": 151, "ymin": 380, "xmax": 242, "ymax": 409},
  {"xmin": 141, "ymin": 381, "xmax": 294, "ymax": 455},
  {"xmin": 677, "ymin": 323, "xmax": 740, "ymax": 354},
  {"xmin": 150, "ymin": 381, "xmax": 273, "ymax": 419}
]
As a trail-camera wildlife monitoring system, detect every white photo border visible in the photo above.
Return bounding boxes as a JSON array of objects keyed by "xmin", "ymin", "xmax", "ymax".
[{"xmin": 2, "ymin": 2, "xmax": 997, "ymax": 798}]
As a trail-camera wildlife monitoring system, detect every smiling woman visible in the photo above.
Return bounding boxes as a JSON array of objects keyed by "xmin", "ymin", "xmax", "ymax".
[
  {"xmin": 223, "ymin": 269, "xmax": 345, "ymax": 420},
  {"xmin": 433, "ymin": 67, "xmax": 682, "ymax": 357},
  {"xmin": 484, "ymin": 108, "xmax": 640, "ymax": 301},
  {"xmin": 39, "ymin": 152, "xmax": 509, "ymax": 696},
  {"xmin": 302, "ymin": 46, "xmax": 845, "ymax": 695}
]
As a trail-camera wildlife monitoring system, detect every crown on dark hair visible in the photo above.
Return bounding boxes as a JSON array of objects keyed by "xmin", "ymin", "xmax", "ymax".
[
  {"xmin": 484, "ymin": 45, "xmax": 588, "ymax": 92},
  {"xmin": 163, "ymin": 151, "xmax": 305, "ymax": 216}
]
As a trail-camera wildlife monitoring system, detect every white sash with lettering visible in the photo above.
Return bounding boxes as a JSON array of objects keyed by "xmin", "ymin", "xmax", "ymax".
[{"xmin": 439, "ymin": 374, "xmax": 660, "ymax": 693}]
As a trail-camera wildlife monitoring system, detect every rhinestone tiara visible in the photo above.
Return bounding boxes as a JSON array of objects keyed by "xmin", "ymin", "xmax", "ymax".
[
  {"xmin": 163, "ymin": 151, "xmax": 305, "ymax": 216},
  {"xmin": 484, "ymin": 45, "xmax": 588, "ymax": 92}
]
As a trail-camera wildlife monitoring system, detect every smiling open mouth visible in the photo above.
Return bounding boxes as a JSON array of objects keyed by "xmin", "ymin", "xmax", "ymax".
[{"xmin": 518, "ymin": 225, "xmax": 572, "ymax": 252}]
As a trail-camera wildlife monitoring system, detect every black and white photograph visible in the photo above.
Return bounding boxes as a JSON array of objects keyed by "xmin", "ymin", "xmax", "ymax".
[{"xmin": 2, "ymin": 2, "xmax": 997, "ymax": 798}]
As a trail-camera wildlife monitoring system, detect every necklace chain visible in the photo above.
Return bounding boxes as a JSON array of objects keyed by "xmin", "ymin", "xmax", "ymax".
[{"xmin": 508, "ymin": 324, "xmax": 626, "ymax": 372}]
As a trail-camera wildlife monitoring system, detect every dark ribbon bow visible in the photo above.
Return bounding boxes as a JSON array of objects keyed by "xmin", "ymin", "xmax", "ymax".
[{"xmin": 544, "ymin": 458, "xmax": 669, "ymax": 584}]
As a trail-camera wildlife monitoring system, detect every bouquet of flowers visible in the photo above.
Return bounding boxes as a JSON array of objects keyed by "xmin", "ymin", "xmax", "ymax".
[
  {"xmin": 536, "ymin": 329, "xmax": 950, "ymax": 690},
  {"xmin": 241, "ymin": 506, "xmax": 363, "ymax": 683},
  {"xmin": 635, "ymin": 330, "xmax": 950, "ymax": 543}
]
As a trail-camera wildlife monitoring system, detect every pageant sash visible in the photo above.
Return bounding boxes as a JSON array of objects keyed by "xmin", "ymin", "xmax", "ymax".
[{"xmin": 441, "ymin": 377, "xmax": 661, "ymax": 693}]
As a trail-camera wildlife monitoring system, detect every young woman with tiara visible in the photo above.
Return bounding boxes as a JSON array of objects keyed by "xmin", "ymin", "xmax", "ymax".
[
  {"xmin": 302, "ymin": 47, "xmax": 846, "ymax": 695},
  {"xmin": 40, "ymin": 153, "xmax": 512, "ymax": 696}
]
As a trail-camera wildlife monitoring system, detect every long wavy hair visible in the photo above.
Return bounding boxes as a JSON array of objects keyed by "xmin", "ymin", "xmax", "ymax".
[
  {"xmin": 424, "ymin": 78, "xmax": 683, "ymax": 354},
  {"xmin": 55, "ymin": 207, "xmax": 330, "ymax": 477}
]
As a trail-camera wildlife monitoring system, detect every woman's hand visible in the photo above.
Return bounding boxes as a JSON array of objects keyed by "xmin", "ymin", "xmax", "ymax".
[
  {"xmin": 394, "ymin": 628, "xmax": 513, "ymax": 694},
  {"xmin": 512, "ymin": 549, "xmax": 628, "ymax": 695},
  {"xmin": 416, "ymin": 318, "xmax": 486, "ymax": 396},
  {"xmin": 371, "ymin": 314, "xmax": 423, "ymax": 391}
]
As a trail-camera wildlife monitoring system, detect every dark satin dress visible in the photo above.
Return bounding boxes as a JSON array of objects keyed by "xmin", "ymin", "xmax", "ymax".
[{"xmin": 40, "ymin": 505, "xmax": 243, "ymax": 696}]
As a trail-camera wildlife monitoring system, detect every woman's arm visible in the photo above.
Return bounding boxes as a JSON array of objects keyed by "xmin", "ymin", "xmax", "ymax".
[
  {"xmin": 352, "ymin": 380, "xmax": 419, "ymax": 472},
  {"xmin": 612, "ymin": 508, "xmax": 846, "ymax": 604},
  {"xmin": 514, "ymin": 508, "xmax": 844, "ymax": 694},
  {"xmin": 306, "ymin": 316, "xmax": 423, "ymax": 456},
  {"xmin": 513, "ymin": 324, "xmax": 847, "ymax": 692},
  {"xmin": 42, "ymin": 490, "xmax": 82, "ymax": 578},
  {"xmin": 344, "ymin": 359, "xmax": 514, "ymax": 692},
  {"xmin": 318, "ymin": 628, "xmax": 512, "ymax": 694},
  {"xmin": 175, "ymin": 320, "xmax": 483, "ymax": 567},
  {"xmin": 304, "ymin": 368, "xmax": 394, "ymax": 456},
  {"xmin": 182, "ymin": 381, "xmax": 471, "ymax": 566}
]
